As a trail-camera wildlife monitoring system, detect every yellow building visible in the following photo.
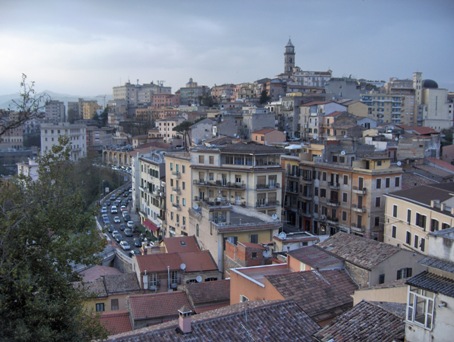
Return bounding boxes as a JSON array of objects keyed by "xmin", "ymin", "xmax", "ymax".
[{"xmin": 384, "ymin": 183, "xmax": 454, "ymax": 255}]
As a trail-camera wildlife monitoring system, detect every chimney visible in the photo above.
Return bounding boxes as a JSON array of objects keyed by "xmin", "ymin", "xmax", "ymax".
[{"xmin": 178, "ymin": 305, "xmax": 192, "ymax": 334}]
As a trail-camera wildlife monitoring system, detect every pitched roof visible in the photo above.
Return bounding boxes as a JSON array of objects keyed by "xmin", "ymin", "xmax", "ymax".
[
  {"xmin": 104, "ymin": 273, "xmax": 141, "ymax": 294},
  {"xmin": 186, "ymin": 280, "xmax": 230, "ymax": 306},
  {"xmin": 386, "ymin": 182, "xmax": 454, "ymax": 209},
  {"xmin": 406, "ymin": 271, "xmax": 454, "ymax": 297},
  {"xmin": 99, "ymin": 311, "xmax": 132, "ymax": 336},
  {"xmin": 313, "ymin": 300, "xmax": 405, "ymax": 342},
  {"xmin": 396, "ymin": 125, "xmax": 439, "ymax": 135},
  {"xmin": 79, "ymin": 265, "xmax": 122, "ymax": 282},
  {"xmin": 129, "ymin": 291, "xmax": 192, "ymax": 321},
  {"xmin": 288, "ymin": 245, "xmax": 344, "ymax": 270},
  {"xmin": 427, "ymin": 157, "xmax": 454, "ymax": 173},
  {"xmin": 252, "ymin": 127, "xmax": 278, "ymax": 134},
  {"xmin": 163, "ymin": 236, "xmax": 200, "ymax": 253},
  {"xmin": 135, "ymin": 251, "xmax": 218, "ymax": 273},
  {"xmin": 266, "ymin": 270, "xmax": 358, "ymax": 321},
  {"xmin": 318, "ymin": 232, "xmax": 401, "ymax": 270},
  {"xmin": 106, "ymin": 300, "xmax": 320, "ymax": 341},
  {"xmin": 419, "ymin": 255, "xmax": 454, "ymax": 273}
]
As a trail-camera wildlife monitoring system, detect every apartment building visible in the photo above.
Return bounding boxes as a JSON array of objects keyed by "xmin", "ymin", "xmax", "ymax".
[
  {"xmin": 137, "ymin": 151, "xmax": 166, "ymax": 238},
  {"xmin": 383, "ymin": 183, "xmax": 454, "ymax": 255},
  {"xmin": 282, "ymin": 141, "xmax": 403, "ymax": 240},
  {"xmin": 40, "ymin": 122, "xmax": 87, "ymax": 161},
  {"xmin": 300, "ymin": 100, "xmax": 347, "ymax": 140},
  {"xmin": 156, "ymin": 117, "xmax": 185, "ymax": 143},
  {"xmin": 164, "ymin": 152, "xmax": 192, "ymax": 237},
  {"xmin": 44, "ymin": 100, "xmax": 65, "ymax": 123}
]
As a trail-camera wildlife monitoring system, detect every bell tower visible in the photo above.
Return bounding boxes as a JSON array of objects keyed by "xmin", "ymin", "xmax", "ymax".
[{"xmin": 284, "ymin": 38, "xmax": 295, "ymax": 74}]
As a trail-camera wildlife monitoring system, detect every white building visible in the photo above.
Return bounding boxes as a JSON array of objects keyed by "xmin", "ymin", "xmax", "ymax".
[
  {"xmin": 40, "ymin": 122, "xmax": 87, "ymax": 161},
  {"xmin": 156, "ymin": 117, "xmax": 185, "ymax": 143},
  {"xmin": 17, "ymin": 158, "xmax": 39, "ymax": 181}
]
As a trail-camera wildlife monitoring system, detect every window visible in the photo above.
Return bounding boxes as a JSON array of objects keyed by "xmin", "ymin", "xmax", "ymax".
[
  {"xmin": 442, "ymin": 223, "xmax": 450, "ymax": 229},
  {"xmin": 430, "ymin": 219, "xmax": 439, "ymax": 232},
  {"xmin": 407, "ymin": 209, "xmax": 411, "ymax": 224},
  {"xmin": 250, "ymin": 234, "xmax": 258, "ymax": 244},
  {"xmin": 209, "ymin": 156, "xmax": 214, "ymax": 164},
  {"xmin": 406, "ymin": 231, "xmax": 411, "ymax": 245},
  {"xmin": 392, "ymin": 225, "xmax": 397, "ymax": 238},
  {"xmin": 196, "ymin": 224, "xmax": 199, "ymax": 237},
  {"xmin": 342, "ymin": 193, "xmax": 347, "ymax": 202},
  {"xmin": 393, "ymin": 205, "xmax": 397, "ymax": 218},
  {"xmin": 170, "ymin": 162, "xmax": 173, "ymax": 171},
  {"xmin": 378, "ymin": 274, "xmax": 385, "ymax": 284},
  {"xmin": 375, "ymin": 197, "xmax": 380, "ymax": 207},
  {"xmin": 198, "ymin": 155, "xmax": 204, "ymax": 163},
  {"xmin": 314, "ymin": 187, "xmax": 319, "ymax": 196},
  {"xmin": 420, "ymin": 238, "xmax": 425, "ymax": 252},
  {"xmin": 415, "ymin": 213, "xmax": 427, "ymax": 230},
  {"xmin": 395, "ymin": 177, "xmax": 400, "ymax": 187},
  {"xmin": 374, "ymin": 216, "xmax": 380, "ymax": 227},
  {"xmin": 182, "ymin": 181, "xmax": 185, "ymax": 190},
  {"xmin": 376, "ymin": 179, "xmax": 381, "ymax": 189},
  {"xmin": 322, "ymin": 172, "xmax": 326, "ymax": 181},
  {"xmin": 343, "ymin": 175, "xmax": 348, "ymax": 185},
  {"xmin": 251, "ymin": 252, "xmax": 257, "ymax": 259},
  {"xmin": 385, "ymin": 178, "xmax": 390, "ymax": 188},
  {"xmin": 407, "ymin": 287, "xmax": 434, "ymax": 330},
  {"xmin": 235, "ymin": 175, "xmax": 241, "ymax": 183},
  {"xmin": 397, "ymin": 268, "xmax": 412, "ymax": 280},
  {"xmin": 182, "ymin": 165, "xmax": 185, "ymax": 173},
  {"xmin": 111, "ymin": 299, "xmax": 119, "ymax": 311},
  {"xmin": 342, "ymin": 211, "xmax": 347, "ymax": 221},
  {"xmin": 182, "ymin": 198, "xmax": 186, "ymax": 206},
  {"xmin": 240, "ymin": 295, "xmax": 249, "ymax": 302},
  {"xmin": 320, "ymin": 189, "xmax": 326, "ymax": 198},
  {"xmin": 414, "ymin": 235, "xmax": 419, "ymax": 248},
  {"xmin": 95, "ymin": 303, "xmax": 105, "ymax": 312}
]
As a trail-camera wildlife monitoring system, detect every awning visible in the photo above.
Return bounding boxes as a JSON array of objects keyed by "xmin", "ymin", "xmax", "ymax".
[{"xmin": 143, "ymin": 219, "xmax": 159, "ymax": 232}]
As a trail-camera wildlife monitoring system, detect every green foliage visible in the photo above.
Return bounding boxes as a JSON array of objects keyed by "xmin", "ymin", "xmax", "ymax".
[
  {"xmin": 0, "ymin": 136, "xmax": 107, "ymax": 341},
  {"xmin": 259, "ymin": 90, "xmax": 271, "ymax": 104}
]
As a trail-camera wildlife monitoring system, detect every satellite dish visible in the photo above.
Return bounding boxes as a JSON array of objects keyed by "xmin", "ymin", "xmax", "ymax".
[
  {"xmin": 180, "ymin": 263, "xmax": 186, "ymax": 271},
  {"xmin": 196, "ymin": 275, "xmax": 203, "ymax": 283},
  {"xmin": 397, "ymin": 161, "xmax": 402, "ymax": 167},
  {"xmin": 340, "ymin": 150, "xmax": 346, "ymax": 156},
  {"xmin": 278, "ymin": 232, "xmax": 287, "ymax": 240},
  {"xmin": 193, "ymin": 203, "xmax": 199, "ymax": 210},
  {"xmin": 271, "ymin": 213, "xmax": 278, "ymax": 220}
]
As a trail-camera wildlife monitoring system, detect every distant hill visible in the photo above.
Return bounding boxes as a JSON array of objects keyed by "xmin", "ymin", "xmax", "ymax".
[{"xmin": 0, "ymin": 91, "xmax": 112, "ymax": 110}]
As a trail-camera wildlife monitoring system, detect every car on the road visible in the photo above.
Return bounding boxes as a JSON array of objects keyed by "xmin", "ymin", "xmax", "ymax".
[
  {"xmin": 111, "ymin": 205, "xmax": 118, "ymax": 214},
  {"xmin": 133, "ymin": 238, "xmax": 142, "ymax": 247},
  {"xmin": 101, "ymin": 206, "xmax": 107, "ymax": 214},
  {"xmin": 120, "ymin": 241, "xmax": 131, "ymax": 250},
  {"xmin": 119, "ymin": 223, "xmax": 126, "ymax": 231},
  {"xmin": 120, "ymin": 205, "xmax": 127, "ymax": 211},
  {"xmin": 113, "ymin": 216, "xmax": 121, "ymax": 223},
  {"xmin": 126, "ymin": 221, "xmax": 134, "ymax": 229},
  {"xmin": 105, "ymin": 200, "xmax": 111, "ymax": 206},
  {"xmin": 122, "ymin": 211, "xmax": 129, "ymax": 218},
  {"xmin": 129, "ymin": 249, "xmax": 140, "ymax": 257},
  {"xmin": 102, "ymin": 216, "xmax": 110, "ymax": 224},
  {"xmin": 104, "ymin": 224, "xmax": 114, "ymax": 233},
  {"xmin": 123, "ymin": 214, "xmax": 131, "ymax": 222},
  {"xmin": 113, "ymin": 233, "xmax": 122, "ymax": 243},
  {"xmin": 124, "ymin": 228, "xmax": 133, "ymax": 237}
]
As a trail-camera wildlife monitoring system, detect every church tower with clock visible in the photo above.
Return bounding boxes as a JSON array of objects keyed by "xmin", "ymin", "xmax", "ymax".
[{"xmin": 284, "ymin": 39, "xmax": 295, "ymax": 74}]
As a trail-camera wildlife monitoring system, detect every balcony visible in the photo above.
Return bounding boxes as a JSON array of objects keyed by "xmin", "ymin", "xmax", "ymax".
[
  {"xmin": 172, "ymin": 187, "xmax": 181, "ymax": 195},
  {"xmin": 255, "ymin": 200, "xmax": 280, "ymax": 208},
  {"xmin": 352, "ymin": 204, "xmax": 366, "ymax": 213},
  {"xmin": 351, "ymin": 223, "xmax": 365, "ymax": 233},
  {"xmin": 172, "ymin": 203, "xmax": 181, "ymax": 211},
  {"xmin": 171, "ymin": 171, "xmax": 181, "ymax": 179},
  {"xmin": 301, "ymin": 177, "xmax": 313, "ymax": 184},
  {"xmin": 286, "ymin": 186, "xmax": 299, "ymax": 194},
  {"xmin": 192, "ymin": 179, "xmax": 246, "ymax": 189},
  {"xmin": 256, "ymin": 183, "xmax": 280, "ymax": 190},
  {"xmin": 302, "ymin": 211, "xmax": 312, "ymax": 218},
  {"xmin": 300, "ymin": 192, "xmax": 313, "ymax": 200},
  {"xmin": 326, "ymin": 217, "xmax": 339, "ymax": 225},
  {"xmin": 328, "ymin": 182, "xmax": 340, "ymax": 190},
  {"xmin": 327, "ymin": 199, "xmax": 340, "ymax": 207},
  {"xmin": 352, "ymin": 186, "xmax": 367, "ymax": 195},
  {"xmin": 286, "ymin": 172, "xmax": 300, "ymax": 179}
]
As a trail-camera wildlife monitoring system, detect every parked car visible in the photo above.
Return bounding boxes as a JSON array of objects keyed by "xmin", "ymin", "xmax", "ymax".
[
  {"xmin": 101, "ymin": 206, "xmax": 107, "ymax": 214},
  {"xmin": 111, "ymin": 205, "xmax": 118, "ymax": 214},
  {"xmin": 113, "ymin": 233, "xmax": 122, "ymax": 243},
  {"xmin": 113, "ymin": 216, "xmax": 121, "ymax": 223},
  {"xmin": 105, "ymin": 224, "xmax": 114, "ymax": 233},
  {"xmin": 133, "ymin": 238, "xmax": 142, "ymax": 247},
  {"xmin": 127, "ymin": 221, "xmax": 134, "ymax": 229},
  {"xmin": 124, "ymin": 228, "xmax": 133, "ymax": 237},
  {"xmin": 119, "ymin": 241, "xmax": 131, "ymax": 250},
  {"xmin": 102, "ymin": 216, "xmax": 110, "ymax": 224},
  {"xmin": 119, "ymin": 223, "xmax": 126, "ymax": 231}
]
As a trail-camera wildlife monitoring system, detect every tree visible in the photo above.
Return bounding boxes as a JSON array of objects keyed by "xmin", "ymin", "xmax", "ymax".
[
  {"xmin": 0, "ymin": 136, "xmax": 107, "ymax": 341},
  {"xmin": 259, "ymin": 90, "xmax": 271, "ymax": 104},
  {"xmin": 0, "ymin": 74, "xmax": 50, "ymax": 136},
  {"xmin": 173, "ymin": 120, "xmax": 194, "ymax": 150}
]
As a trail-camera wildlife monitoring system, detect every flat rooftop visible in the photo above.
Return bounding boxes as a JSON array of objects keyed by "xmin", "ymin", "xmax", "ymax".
[{"xmin": 232, "ymin": 264, "xmax": 291, "ymax": 286}]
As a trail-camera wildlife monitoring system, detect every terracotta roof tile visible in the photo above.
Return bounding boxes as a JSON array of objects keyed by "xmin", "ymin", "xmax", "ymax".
[
  {"xmin": 266, "ymin": 270, "xmax": 358, "ymax": 321},
  {"xmin": 104, "ymin": 273, "xmax": 141, "ymax": 294},
  {"xmin": 79, "ymin": 265, "xmax": 122, "ymax": 282},
  {"xmin": 106, "ymin": 300, "xmax": 320, "ymax": 341},
  {"xmin": 314, "ymin": 300, "xmax": 405, "ymax": 341},
  {"xmin": 252, "ymin": 127, "xmax": 277, "ymax": 134},
  {"xmin": 99, "ymin": 311, "xmax": 132, "ymax": 336},
  {"xmin": 288, "ymin": 245, "xmax": 344, "ymax": 270},
  {"xmin": 186, "ymin": 280, "xmax": 230, "ymax": 306},
  {"xmin": 406, "ymin": 271, "xmax": 454, "ymax": 297},
  {"xmin": 318, "ymin": 232, "xmax": 401, "ymax": 270},
  {"xmin": 129, "ymin": 292, "xmax": 192, "ymax": 320},
  {"xmin": 163, "ymin": 236, "xmax": 200, "ymax": 253},
  {"xmin": 136, "ymin": 251, "xmax": 217, "ymax": 273}
]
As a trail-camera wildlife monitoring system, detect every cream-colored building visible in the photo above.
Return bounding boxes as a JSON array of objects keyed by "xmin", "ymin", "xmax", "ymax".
[
  {"xmin": 40, "ymin": 122, "xmax": 87, "ymax": 161},
  {"xmin": 156, "ymin": 117, "xmax": 185, "ymax": 143},
  {"xmin": 384, "ymin": 183, "xmax": 454, "ymax": 255},
  {"xmin": 164, "ymin": 152, "xmax": 192, "ymax": 237}
]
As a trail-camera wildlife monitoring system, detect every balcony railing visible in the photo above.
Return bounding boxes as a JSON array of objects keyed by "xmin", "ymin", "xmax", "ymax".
[
  {"xmin": 327, "ymin": 217, "xmax": 339, "ymax": 225},
  {"xmin": 352, "ymin": 186, "xmax": 367, "ymax": 195},
  {"xmin": 172, "ymin": 187, "xmax": 181, "ymax": 195},
  {"xmin": 192, "ymin": 179, "xmax": 246, "ymax": 189},
  {"xmin": 255, "ymin": 200, "xmax": 280, "ymax": 208},
  {"xmin": 352, "ymin": 204, "xmax": 366, "ymax": 213},
  {"xmin": 171, "ymin": 171, "xmax": 181, "ymax": 179},
  {"xmin": 256, "ymin": 183, "xmax": 280, "ymax": 190},
  {"xmin": 328, "ymin": 182, "xmax": 340, "ymax": 190},
  {"xmin": 327, "ymin": 200, "xmax": 340, "ymax": 207},
  {"xmin": 300, "ymin": 193, "xmax": 312, "ymax": 200},
  {"xmin": 301, "ymin": 177, "xmax": 313, "ymax": 184},
  {"xmin": 172, "ymin": 203, "xmax": 181, "ymax": 210}
]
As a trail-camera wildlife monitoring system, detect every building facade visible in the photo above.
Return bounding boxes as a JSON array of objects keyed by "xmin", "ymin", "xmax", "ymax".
[{"xmin": 40, "ymin": 122, "xmax": 87, "ymax": 161}]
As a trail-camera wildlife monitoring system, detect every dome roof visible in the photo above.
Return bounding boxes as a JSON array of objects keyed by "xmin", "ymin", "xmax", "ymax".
[{"xmin": 422, "ymin": 79, "xmax": 438, "ymax": 89}]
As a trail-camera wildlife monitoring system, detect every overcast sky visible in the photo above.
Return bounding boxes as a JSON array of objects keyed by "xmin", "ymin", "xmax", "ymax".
[{"xmin": 1, "ymin": 0, "xmax": 453, "ymax": 96}]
